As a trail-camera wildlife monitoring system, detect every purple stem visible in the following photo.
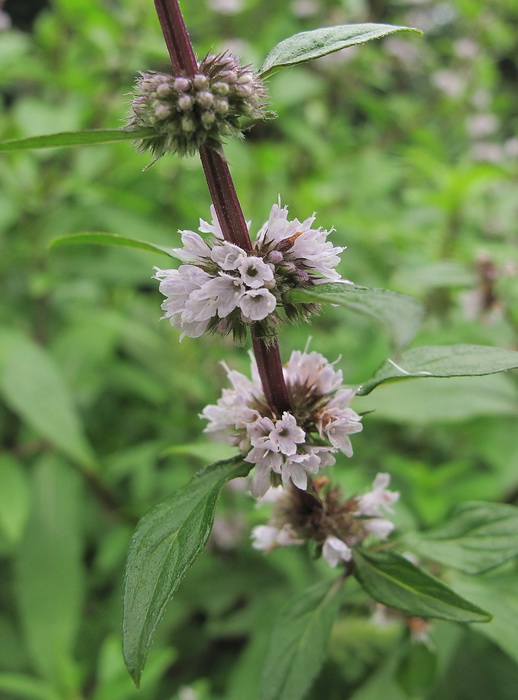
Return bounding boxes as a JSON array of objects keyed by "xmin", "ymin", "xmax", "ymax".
[
  {"xmin": 199, "ymin": 147, "xmax": 252, "ymax": 252},
  {"xmin": 154, "ymin": 0, "xmax": 197, "ymax": 75},
  {"xmin": 252, "ymin": 335, "xmax": 292, "ymax": 415},
  {"xmin": 154, "ymin": 0, "xmax": 291, "ymax": 414}
]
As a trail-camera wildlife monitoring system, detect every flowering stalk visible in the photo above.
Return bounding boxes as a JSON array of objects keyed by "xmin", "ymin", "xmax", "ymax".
[
  {"xmin": 154, "ymin": 0, "xmax": 291, "ymax": 414},
  {"xmin": 154, "ymin": 0, "xmax": 197, "ymax": 76}
]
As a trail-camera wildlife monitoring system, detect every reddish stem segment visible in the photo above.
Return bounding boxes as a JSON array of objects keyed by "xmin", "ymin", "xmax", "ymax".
[
  {"xmin": 154, "ymin": 0, "xmax": 197, "ymax": 75},
  {"xmin": 200, "ymin": 147, "xmax": 253, "ymax": 252},
  {"xmin": 252, "ymin": 334, "xmax": 292, "ymax": 415},
  {"xmin": 154, "ymin": 0, "xmax": 291, "ymax": 414}
]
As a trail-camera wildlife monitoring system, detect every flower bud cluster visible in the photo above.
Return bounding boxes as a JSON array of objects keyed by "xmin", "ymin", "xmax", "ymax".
[
  {"xmin": 126, "ymin": 52, "xmax": 270, "ymax": 158},
  {"xmin": 252, "ymin": 473, "xmax": 399, "ymax": 568},
  {"xmin": 154, "ymin": 202, "xmax": 346, "ymax": 342},
  {"xmin": 201, "ymin": 350, "xmax": 363, "ymax": 497}
]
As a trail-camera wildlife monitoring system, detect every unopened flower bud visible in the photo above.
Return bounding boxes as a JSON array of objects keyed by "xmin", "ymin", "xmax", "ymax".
[
  {"xmin": 268, "ymin": 250, "xmax": 283, "ymax": 264},
  {"xmin": 193, "ymin": 73, "xmax": 209, "ymax": 89},
  {"xmin": 174, "ymin": 77, "xmax": 191, "ymax": 92},
  {"xmin": 197, "ymin": 91, "xmax": 214, "ymax": 108},
  {"xmin": 214, "ymin": 98, "xmax": 229, "ymax": 114},
  {"xmin": 236, "ymin": 83, "xmax": 253, "ymax": 98},
  {"xmin": 157, "ymin": 82, "xmax": 172, "ymax": 97},
  {"xmin": 181, "ymin": 116, "xmax": 195, "ymax": 132},
  {"xmin": 213, "ymin": 81, "xmax": 230, "ymax": 95},
  {"xmin": 155, "ymin": 104, "xmax": 171, "ymax": 120},
  {"xmin": 221, "ymin": 70, "xmax": 238, "ymax": 84},
  {"xmin": 126, "ymin": 54, "xmax": 272, "ymax": 159},
  {"xmin": 201, "ymin": 111, "xmax": 216, "ymax": 127},
  {"xmin": 237, "ymin": 73, "xmax": 253, "ymax": 85},
  {"xmin": 178, "ymin": 94, "xmax": 193, "ymax": 111}
]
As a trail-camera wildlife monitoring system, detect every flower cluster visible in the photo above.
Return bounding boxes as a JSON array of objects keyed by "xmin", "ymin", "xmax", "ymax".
[
  {"xmin": 126, "ymin": 52, "xmax": 270, "ymax": 158},
  {"xmin": 154, "ymin": 202, "xmax": 346, "ymax": 341},
  {"xmin": 251, "ymin": 473, "xmax": 399, "ymax": 568},
  {"xmin": 201, "ymin": 349, "xmax": 362, "ymax": 497}
]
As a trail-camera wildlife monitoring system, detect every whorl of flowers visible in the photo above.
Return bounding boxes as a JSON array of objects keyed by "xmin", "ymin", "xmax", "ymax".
[
  {"xmin": 126, "ymin": 52, "xmax": 270, "ymax": 158},
  {"xmin": 201, "ymin": 350, "xmax": 363, "ymax": 497},
  {"xmin": 251, "ymin": 473, "xmax": 399, "ymax": 568},
  {"xmin": 154, "ymin": 202, "xmax": 347, "ymax": 341}
]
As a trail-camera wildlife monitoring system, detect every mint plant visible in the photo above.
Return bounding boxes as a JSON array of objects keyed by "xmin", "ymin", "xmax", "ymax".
[{"xmin": 2, "ymin": 2, "xmax": 518, "ymax": 699}]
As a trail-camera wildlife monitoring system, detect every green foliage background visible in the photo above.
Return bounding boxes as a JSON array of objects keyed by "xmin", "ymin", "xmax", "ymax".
[{"xmin": 0, "ymin": 0, "xmax": 517, "ymax": 698}]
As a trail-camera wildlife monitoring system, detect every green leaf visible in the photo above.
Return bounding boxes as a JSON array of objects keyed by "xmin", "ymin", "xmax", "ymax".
[
  {"xmin": 403, "ymin": 502, "xmax": 518, "ymax": 575},
  {"xmin": 352, "ymin": 549, "xmax": 491, "ymax": 623},
  {"xmin": 450, "ymin": 574, "xmax": 518, "ymax": 665},
  {"xmin": 260, "ymin": 23, "xmax": 422, "ymax": 76},
  {"xmin": 358, "ymin": 344, "xmax": 518, "ymax": 395},
  {"xmin": 286, "ymin": 283, "xmax": 424, "ymax": 351},
  {"xmin": 0, "ymin": 674, "xmax": 61, "ymax": 700},
  {"xmin": 0, "ymin": 127, "xmax": 154, "ymax": 152},
  {"xmin": 0, "ymin": 454, "xmax": 30, "ymax": 546},
  {"xmin": 49, "ymin": 232, "xmax": 180, "ymax": 259},
  {"xmin": 15, "ymin": 456, "xmax": 84, "ymax": 689},
  {"xmin": 0, "ymin": 330, "xmax": 96, "ymax": 467},
  {"xmin": 123, "ymin": 457, "xmax": 250, "ymax": 685},
  {"xmin": 396, "ymin": 641, "xmax": 437, "ymax": 698},
  {"xmin": 260, "ymin": 578, "xmax": 343, "ymax": 700},
  {"xmin": 354, "ymin": 374, "xmax": 518, "ymax": 424},
  {"xmin": 161, "ymin": 442, "xmax": 237, "ymax": 462}
]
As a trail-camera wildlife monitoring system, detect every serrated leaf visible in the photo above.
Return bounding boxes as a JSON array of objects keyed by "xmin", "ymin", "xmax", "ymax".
[
  {"xmin": 49, "ymin": 232, "xmax": 180, "ymax": 259},
  {"xmin": 260, "ymin": 23, "xmax": 421, "ymax": 76},
  {"xmin": 286, "ymin": 283, "xmax": 424, "ymax": 350},
  {"xmin": 352, "ymin": 549, "xmax": 491, "ymax": 623},
  {"xmin": 260, "ymin": 578, "xmax": 343, "ymax": 700},
  {"xmin": 0, "ymin": 127, "xmax": 154, "ymax": 151},
  {"xmin": 403, "ymin": 502, "xmax": 518, "ymax": 575},
  {"xmin": 358, "ymin": 344, "xmax": 518, "ymax": 395},
  {"xmin": 123, "ymin": 457, "xmax": 250, "ymax": 685},
  {"xmin": 0, "ymin": 330, "xmax": 96, "ymax": 468}
]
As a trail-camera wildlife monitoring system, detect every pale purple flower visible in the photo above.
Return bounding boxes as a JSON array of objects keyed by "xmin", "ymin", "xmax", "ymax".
[
  {"xmin": 322, "ymin": 536, "xmax": 352, "ymax": 568},
  {"xmin": 246, "ymin": 440, "xmax": 282, "ymax": 470},
  {"xmin": 247, "ymin": 415, "xmax": 276, "ymax": 444},
  {"xmin": 316, "ymin": 398, "xmax": 363, "ymax": 458},
  {"xmin": 251, "ymin": 524, "xmax": 303, "ymax": 551},
  {"xmin": 255, "ymin": 200, "xmax": 346, "ymax": 284},
  {"xmin": 255, "ymin": 486, "xmax": 286, "ymax": 505},
  {"xmin": 268, "ymin": 413, "xmax": 305, "ymax": 455},
  {"xmin": 356, "ymin": 473, "xmax": 400, "ymax": 517},
  {"xmin": 210, "ymin": 241, "xmax": 247, "ymax": 270},
  {"xmin": 238, "ymin": 288, "xmax": 277, "ymax": 321},
  {"xmin": 362, "ymin": 517, "xmax": 396, "ymax": 540},
  {"xmin": 282, "ymin": 451, "xmax": 320, "ymax": 490},
  {"xmin": 155, "ymin": 201, "xmax": 349, "ymax": 339},
  {"xmin": 251, "ymin": 525, "xmax": 280, "ymax": 551},
  {"xmin": 174, "ymin": 230, "xmax": 212, "ymax": 262},
  {"xmin": 202, "ymin": 350, "xmax": 363, "ymax": 497},
  {"xmin": 198, "ymin": 205, "xmax": 225, "ymax": 239},
  {"xmin": 284, "ymin": 351, "xmax": 343, "ymax": 395},
  {"xmin": 238, "ymin": 256, "xmax": 274, "ymax": 288},
  {"xmin": 250, "ymin": 462, "xmax": 277, "ymax": 499},
  {"xmin": 186, "ymin": 274, "xmax": 245, "ymax": 319}
]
